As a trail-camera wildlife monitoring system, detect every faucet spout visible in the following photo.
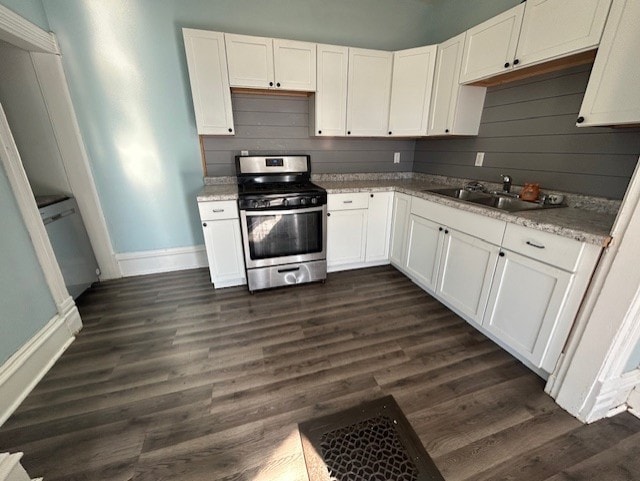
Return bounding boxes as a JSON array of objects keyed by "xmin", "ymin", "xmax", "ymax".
[{"xmin": 501, "ymin": 174, "xmax": 512, "ymax": 193}]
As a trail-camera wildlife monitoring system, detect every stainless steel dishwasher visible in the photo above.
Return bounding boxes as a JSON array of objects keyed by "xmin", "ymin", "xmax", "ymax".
[{"xmin": 37, "ymin": 195, "xmax": 99, "ymax": 299}]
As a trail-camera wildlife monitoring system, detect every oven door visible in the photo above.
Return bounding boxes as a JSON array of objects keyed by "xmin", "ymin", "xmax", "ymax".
[{"xmin": 239, "ymin": 205, "xmax": 327, "ymax": 269}]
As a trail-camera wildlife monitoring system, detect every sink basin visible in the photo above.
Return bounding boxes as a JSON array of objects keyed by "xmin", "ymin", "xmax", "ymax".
[
  {"xmin": 424, "ymin": 187, "xmax": 492, "ymax": 201},
  {"xmin": 425, "ymin": 187, "xmax": 566, "ymax": 213}
]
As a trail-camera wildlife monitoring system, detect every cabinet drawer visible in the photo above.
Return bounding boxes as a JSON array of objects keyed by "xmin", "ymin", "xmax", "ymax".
[
  {"xmin": 411, "ymin": 196, "xmax": 506, "ymax": 245},
  {"xmin": 502, "ymin": 223, "xmax": 584, "ymax": 272},
  {"xmin": 328, "ymin": 192, "xmax": 370, "ymax": 211},
  {"xmin": 198, "ymin": 200, "xmax": 239, "ymax": 221}
]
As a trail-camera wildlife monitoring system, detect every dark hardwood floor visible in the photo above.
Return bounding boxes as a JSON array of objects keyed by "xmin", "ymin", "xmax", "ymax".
[{"xmin": 1, "ymin": 266, "xmax": 639, "ymax": 480}]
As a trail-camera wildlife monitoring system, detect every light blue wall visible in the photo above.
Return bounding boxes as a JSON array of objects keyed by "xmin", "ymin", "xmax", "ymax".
[
  {"xmin": 0, "ymin": 163, "xmax": 57, "ymax": 365},
  {"xmin": 422, "ymin": 0, "xmax": 521, "ymax": 43},
  {"xmin": 0, "ymin": 0, "xmax": 48, "ymax": 30},
  {"xmin": 41, "ymin": 0, "xmax": 437, "ymax": 253}
]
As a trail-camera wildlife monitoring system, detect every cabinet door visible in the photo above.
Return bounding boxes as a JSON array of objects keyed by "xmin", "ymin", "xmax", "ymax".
[
  {"xmin": 313, "ymin": 45, "xmax": 349, "ymax": 136},
  {"xmin": 460, "ymin": 4, "xmax": 525, "ymax": 83},
  {"xmin": 346, "ymin": 48, "xmax": 393, "ymax": 137},
  {"xmin": 388, "ymin": 45, "xmax": 438, "ymax": 136},
  {"xmin": 365, "ymin": 192, "xmax": 393, "ymax": 263},
  {"xmin": 182, "ymin": 29, "xmax": 234, "ymax": 135},
  {"xmin": 405, "ymin": 214, "xmax": 443, "ymax": 292},
  {"xmin": 225, "ymin": 34, "xmax": 274, "ymax": 88},
  {"xmin": 390, "ymin": 193, "xmax": 411, "ymax": 269},
  {"xmin": 436, "ymin": 229, "xmax": 500, "ymax": 325},
  {"xmin": 327, "ymin": 209, "xmax": 368, "ymax": 269},
  {"xmin": 515, "ymin": 0, "xmax": 612, "ymax": 68},
  {"xmin": 578, "ymin": 0, "xmax": 640, "ymax": 126},
  {"xmin": 483, "ymin": 250, "xmax": 573, "ymax": 368},
  {"xmin": 273, "ymin": 39, "xmax": 316, "ymax": 91},
  {"xmin": 202, "ymin": 219, "xmax": 246, "ymax": 288}
]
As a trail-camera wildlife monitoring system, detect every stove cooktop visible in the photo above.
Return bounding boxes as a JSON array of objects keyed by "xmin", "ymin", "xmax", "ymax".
[{"xmin": 238, "ymin": 181, "xmax": 326, "ymax": 197}]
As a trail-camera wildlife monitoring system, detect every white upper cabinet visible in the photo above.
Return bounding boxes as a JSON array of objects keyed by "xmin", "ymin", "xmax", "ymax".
[
  {"xmin": 388, "ymin": 45, "xmax": 438, "ymax": 136},
  {"xmin": 460, "ymin": 4, "xmax": 525, "ymax": 83},
  {"xmin": 346, "ymin": 48, "xmax": 393, "ymax": 137},
  {"xmin": 225, "ymin": 34, "xmax": 316, "ymax": 91},
  {"xmin": 428, "ymin": 32, "xmax": 487, "ymax": 136},
  {"xmin": 225, "ymin": 34, "xmax": 274, "ymax": 88},
  {"xmin": 461, "ymin": 0, "xmax": 612, "ymax": 83},
  {"xmin": 516, "ymin": 0, "xmax": 612, "ymax": 68},
  {"xmin": 182, "ymin": 29, "xmax": 235, "ymax": 135},
  {"xmin": 273, "ymin": 39, "xmax": 317, "ymax": 90},
  {"xmin": 312, "ymin": 44, "xmax": 349, "ymax": 136},
  {"xmin": 578, "ymin": 0, "xmax": 640, "ymax": 127}
]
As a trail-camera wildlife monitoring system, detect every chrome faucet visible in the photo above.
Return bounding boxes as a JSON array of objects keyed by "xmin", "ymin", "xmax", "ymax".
[{"xmin": 501, "ymin": 174, "xmax": 512, "ymax": 193}]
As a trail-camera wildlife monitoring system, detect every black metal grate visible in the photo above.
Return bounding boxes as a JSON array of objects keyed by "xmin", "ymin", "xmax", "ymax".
[{"xmin": 320, "ymin": 415, "xmax": 419, "ymax": 481}]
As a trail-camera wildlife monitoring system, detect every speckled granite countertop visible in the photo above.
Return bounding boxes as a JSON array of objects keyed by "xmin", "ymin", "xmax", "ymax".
[{"xmin": 198, "ymin": 175, "xmax": 617, "ymax": 246}]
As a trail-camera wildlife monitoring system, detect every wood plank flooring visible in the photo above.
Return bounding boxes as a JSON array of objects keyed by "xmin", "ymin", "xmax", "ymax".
[{"xmin": 1, "ymin": 266, "xmax": 639, "ymax": 480}]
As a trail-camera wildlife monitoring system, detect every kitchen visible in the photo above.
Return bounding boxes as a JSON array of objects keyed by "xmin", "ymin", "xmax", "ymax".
[{"xmin": 1, "ymin": 0, "xmax": 640, "ymax": 480}]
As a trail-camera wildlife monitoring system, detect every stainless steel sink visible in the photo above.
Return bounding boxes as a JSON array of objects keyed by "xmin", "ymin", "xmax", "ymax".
[{"xmin": 425, "ymin": 187, "xmax": 566, "ymax": 213}]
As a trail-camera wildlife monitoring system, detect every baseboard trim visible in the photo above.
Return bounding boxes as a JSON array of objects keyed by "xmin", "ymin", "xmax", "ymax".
[
  {"xmin": 328, "ymin": 259, "xmax": 390, "ymax": 273},
  {"xmin": 0, "ymin": 306, "xmax": 78, "ymax": 426},
  {"xmin": 116, "ymin": 245, "xmax": 208, "ymax": 277}
]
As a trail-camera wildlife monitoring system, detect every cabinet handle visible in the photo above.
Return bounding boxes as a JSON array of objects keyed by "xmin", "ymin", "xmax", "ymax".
[
  {"xmin": 228, "ymin": 128, "xmax": 232, "ymax": 133},
  {"xmin": 388, "ymin": 131, "xmax": 392, "ymax": 135},
  {"xmin": 513, "ymin": 58, "xmax": 520, "ymax": 65},
  {"xmin": 577, "ymin": 116, "xmax": 585, "ymax": 124},
  {"xmin": 212, "ymin": 209, "xmax": 225, "ymax": 213},
  {"xmin": 504, "ymin": 62, "xmax": 510, "ymax": 68},
  {"xmin": 269, "ymin": 81, "xmax": 273, "ymax": 87},
  {"xmin": 347, "ymin": 131, "xmax": 351, "ymax": 135},
  {"xmin": 318, "ymin": 130, "xmax": 322, "ymax": 134},
  {"xmin": 370, "ymin": 194, "xmax": 374, "ymax": 198},
  {"xmin": 276, "ymin": 82, "xmax": 281, "ymax": 87},
  {"xmin": 526, "ymin": 241, "xmax": 545, "ymax": 249},
  {"xmin": 444, "ymin": 229, "xmax": 449, "ymax": 234},
  {"xmin": 327, "ymin": 212, "xmax": 331, "ymax": 217},
  {"xmin": 439, "ymin": 227, "xmax": 443, "ymax": 232},
  {"xmin": 499, "ymin": 251, "xmax": 505, "ymax": 257},
  {"xmin": 343, "ymin": 200, "xmax": 353, "ymax": 204},
  {"xmin": 445, "ymin": 129, "xmax": 450, "ymax": 133},
  {"xmin": 202, "ymin": 222, "xmax": 207, "ymax": 227}
]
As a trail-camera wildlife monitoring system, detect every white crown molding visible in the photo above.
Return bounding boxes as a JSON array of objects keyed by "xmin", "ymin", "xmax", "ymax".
[
  {"xmin": 0, "ymin": 306, "xmax": 78, "ymax": 426},
  {"xmin": 0, "ymin": 4, "xmax": 58, "ymax": 54},
  {"xmin": 116, "ymin": 245, "xmax": 208, "ymax": 277}
]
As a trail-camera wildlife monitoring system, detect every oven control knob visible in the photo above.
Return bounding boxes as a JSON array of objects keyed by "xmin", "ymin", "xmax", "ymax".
[
  {"xmin": 264, "ymin": 200, "xmax": 270, "ymax": 207},
  {"xmin": 300, "ymin": 198, "xmax": 307, "ymax": 205},
  {"xmin": 282, "ymin": 198, "xmax": 289, "ymax": 207},
  {"xmin": 251, "ymin": 200, "xmax": 259, "ymax": 208},
  {"xmin": 311, "ymin": 197, "xmax": 318, "ymax": 205}
]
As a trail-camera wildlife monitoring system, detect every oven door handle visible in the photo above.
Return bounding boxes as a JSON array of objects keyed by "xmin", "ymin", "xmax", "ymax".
[
  {"xmin": 240, "ymin": 205, "xmax": 326, "ymax": 216},
  {"xmin": 277, "ymin": 266, "xmax": 301, "ymax": 273}
]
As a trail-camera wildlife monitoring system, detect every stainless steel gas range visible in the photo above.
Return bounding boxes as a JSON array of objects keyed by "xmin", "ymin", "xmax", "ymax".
[{"xmin": 236, "ymin": 155, "xmax": 327, "ymax": 292}]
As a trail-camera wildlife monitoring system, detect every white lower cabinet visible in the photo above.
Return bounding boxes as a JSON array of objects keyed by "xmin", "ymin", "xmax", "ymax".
[
  {"xmin": 389, "ymin": 193, "xmax": 411, "ymax": 270},
  {"xmin": 327, "ymin": 192, "xmax": 393, "ymax": 271},
  {"xmin": 327, "ymin": 208, "xmax": 368, "ymax": 269},
  {"xmin": 483, "ymin": 250, "xmax": 572, "ymax": 369},
  {"xmin": 437, "ymin": 229, "xmax": 500, "ymax": 325},
  {"xmin": 198, "ymin": 200, "xmax": 246, "ymax": 288},
  {"xmin": 405, "ymin": 214, "xmax": 443, "ymax": 292}
]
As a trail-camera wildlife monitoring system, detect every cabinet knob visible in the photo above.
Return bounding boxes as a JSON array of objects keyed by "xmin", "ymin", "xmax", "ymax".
[
  {"xmin": 269, "ymin": 81, "xmax": 273, "ymax": 87},
  {"xmin": 228, "ymin": 128, "xmax": 232, "ymax": 133},
  {"xmin": 444, "ymin": 229, "xmax": 449, "ymax": 234},
  {"xmin": 439, "ymin": 227, "xmax": 443, "ymax": 232},
  {"xmin": 318, "ymin": 130, "xmax": 322, "ymax": 134},
  {"xmin": 504, "ymin": 62, "xmax": 510, "ymax": 68},
  {"xmin": 388, "ymin": 131, "xmax": 392, "ymax": 135},
  {"xmin": 327, "ymin": 212, "xmax": 331, "ymax": 217},
  {"xmin": 499, "ymin": 251, "xmax": 505, "ymax": 257},
  {"xmin": 370, "ymin": 194, "xmax": 374, "ymax": 198},
  {"xmin": 445, "ymin": 129, "xmax": 450, "ymax": 133},
  {"xmin": 577, "ymin": 116, "xmax": 585, "ymax": 124},
  {"xmin": 513, "ymin": 59, "xmax": 520, "ymax": 65},
  {"xmin": 202, "ymin": 222, "xmax": 207, "ymax": 227},
  {"xmin": 347, "ymin": 131, "xmax": 351, "ymax": 135},
  {"xmin": 276, "ymin": 82, "xmax": 281, "ymax": 87}
]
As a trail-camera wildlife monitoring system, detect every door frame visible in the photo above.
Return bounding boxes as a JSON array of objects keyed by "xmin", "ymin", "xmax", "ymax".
[{"xmin": 0, "ymin": 4, "xmax": 119, "ymax": 280}]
